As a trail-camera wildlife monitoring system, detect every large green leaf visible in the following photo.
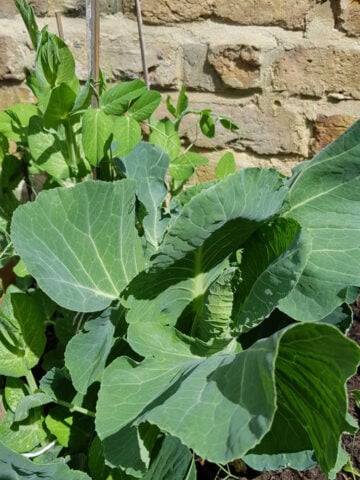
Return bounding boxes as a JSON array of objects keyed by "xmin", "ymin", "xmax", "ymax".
[
  {"xmin": 96, "ymin": 331, "xmax": 275, "ymax": 472},
  {"xmin": 96, "ymin": 323, "xmax": 359, "ymax": 476},
  {"xmin": 192, "ymin": 266, "xmax": 235, "ymax": 344},
  {"xmin": 45, "ymin": 405, "xmax": 94, "ymax": 450},
  {"xmin": 0, "ymin": 291, "xmax": 46, "ymax": 377},
  {"xmin": 15, "ymin": 393, "xmax": 53, "ymax": 422},
  {"xmin": 65, "ymin": 309, "xmax": 116, "ymax": 394},
  {"xmin": 155, "ymin": 168, "xmax": 286, "ymax": 268},
  {"xmin": 234, "ymin": 218, "xmax": 311, "ymax": 333},
  {"xmin": 245, "ymin": 324, "xmax": 359, "ymax": 474},
  {"xmin": 143, "ymin": 436, "xmax": 194, "ymax": 480},
  {"xmin": 0, "ymin": 406, "xmax": 46, "ymax": 454},
  {"xmin": 116, "ymin": 142, "xmax": 170, "ymax": 253},
  {"xmin": 11, "ymin": 181, "xmax": 145, "ymax": 312},
  {"xmin": 0, "ymin": 440, "xmax": 90, "ymax": 479},
  {"xmin": 125, "ymin": 168, "xmax": 287, "ymax": 327},
  {"xmin": 280, "ymin": 119, "xmax": 360, "ymax": 320}
]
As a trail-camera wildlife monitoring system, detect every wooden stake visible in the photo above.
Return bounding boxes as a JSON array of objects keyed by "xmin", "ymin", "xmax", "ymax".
[
  {"xmin": 55, "ymin": 11, "xmax": 65, "ymax": 40},
  {"xmin": 86, "ymin": 0, "xmax": 100, "ymax": 179},
  {"xmin": 86, "ymin": 0, "xmax": 100, "ymax": 108},
  {"xmin": 135, "ymin": 0, "xmax": 150, "ymax": 89}
]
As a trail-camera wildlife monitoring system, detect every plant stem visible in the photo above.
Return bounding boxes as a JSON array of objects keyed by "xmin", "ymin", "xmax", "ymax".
[
  {"xmin": 64, "ymin": 119, "xmax": 78, "ymax": 175},
  {"xmin": 57, "ymin": 400, "xmax": 96, "ymax": 418},
  {"xmin": 23, "ymin": 440, "xmax": 57, "ymax": 458},
  {"xmin": 25, "ymin": 369, "xmax": 38, "ymax": 393}
]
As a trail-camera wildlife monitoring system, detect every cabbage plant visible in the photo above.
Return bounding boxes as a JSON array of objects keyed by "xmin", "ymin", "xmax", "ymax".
[{"xmin": 3, "ymin": 120, "xmax": 360, "ymax": 479}]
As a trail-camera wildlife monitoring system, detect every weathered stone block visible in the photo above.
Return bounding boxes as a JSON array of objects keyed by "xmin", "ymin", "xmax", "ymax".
[
  {"xmin": 47, "ymin": 0, "xmax": 121, "ymax": 16},
  {"xmin": 123, "ymin": 0, "xmax": 310, "ymax": 28},
  {"xmin": 123, "ymin": 0, "xmax": 213, "ymax": 24},
  {"xmin": 0, "ymin": 31, "xmax": 33, "ymax": 81},
  {"xmin": 214, "ymin": 0, "xmax": 310, "ymax": 29},
  {"xmin": 208, "ymin": 45, "xmax": 261, "ymax": 89},
  {"xmin": 176, "ymin": 93, "xmax": 309, "ymax": 156},
  {"xmin": 41, "ymin": 15, "xmax": 183, "ymax": 86},
  {"xmin": 0, "ymin": 1, "xmax": 19, "ymax": 17},
  {"xmin": 194, "ymin": 149, "xmax": 300, "ymax": 181},
  {"xmin": 0, "ymin": 84, "xmax": 35, "ymax": 111},
  {"xmin": 0, "ymin": 0, "xmax": 48, "ymax": 17},
  {"xmin": 272, "ymin": 45, "xmax": 360, "ymax": 99},
  {"xmin": 311, "ymin": 114, "xmax": 357, "ymax": 153},
  {"xmin": 98, "ymin": 17, "xmax": 183, "ymax": 87},
  {"xmin": 183, "ymin": 43, "xmax": 220, "ymax": 92},
  {"xmin": 337, "ymin": 0, "xmax": 360, "ymax": 36}
]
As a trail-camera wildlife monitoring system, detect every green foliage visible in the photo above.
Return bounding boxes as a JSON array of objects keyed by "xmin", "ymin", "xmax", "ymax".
[
  {"xmin": 0, "ymin": 2, "xmax": 359, "ymax": 479},
  {"xmin": 6, "ymin": 122, "xmax": 360, "ymax": 478}
]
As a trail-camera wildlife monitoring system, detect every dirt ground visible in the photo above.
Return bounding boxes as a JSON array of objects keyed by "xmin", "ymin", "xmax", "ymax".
[{"xmin": 196, "ymin": 298, "xmax": 360, "ymax": 480}]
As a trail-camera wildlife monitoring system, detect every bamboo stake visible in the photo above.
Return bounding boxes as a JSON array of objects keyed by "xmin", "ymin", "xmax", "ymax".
[
  {"xmin": 134, "ymin": 0, "xmax": 150, "ymax": 89},
  {"xmin": 86, "ymin": 0, "xmax": 100, "ymax": 108},
  {"xmin": 86, "ymin": 0, "xmax": 100, "ymax": 179},
  {"xmin": 55, "ymin": 11, "xmax": 65, "ymax": 40}
]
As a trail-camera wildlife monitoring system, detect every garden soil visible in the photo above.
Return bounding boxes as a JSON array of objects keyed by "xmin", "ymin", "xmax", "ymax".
[{"xmin": 196, "ymin": 298, "xmax": 360, "ymax": 480}]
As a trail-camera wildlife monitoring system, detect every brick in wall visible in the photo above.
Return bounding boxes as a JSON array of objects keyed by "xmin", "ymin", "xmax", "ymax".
[
  {"xmin": 0, "ymin": 84, "xmax": 34, "ymax": 111},
  {"xmin": 336, "ymin": 0, "xmax": 360, "ymax": 36},
  {"xmin": 0, "ymin": 31, "xmax": 32, "ymax": 81},
  {"xmin": 46, "ymin": 0, "xmax": 122, "ymax": 16},
  {"xmin": 208, "ymin": 45, "xmax": 261, "ymax": 90},
  {"xmin": 0, "ymin": 0, "xmax": 48, "ymax": 17},
  {"xmin": 214, "ymin": 0, "xmax": 311, "ymax": 29},
  {"xmin": 176, "ymin": 94, "xmax": 309, "ymax": 157},
  {"xmin": 183, "ymin": 43, "xmax": 221, "ymax": 92},
  {"xmin": 272, "ymin": 45, "xmax": 360, "ymax": 99},
  {"xmin": 123, "ymin": 0, "xmax": 311, "ymax": 29},
  {"xmin": 311, "ymin": 114, "xmax": 358, "ymax": 153},
  {"xmin": 123, "ymin": 0, "xmax": 213, "ymax": 24}
]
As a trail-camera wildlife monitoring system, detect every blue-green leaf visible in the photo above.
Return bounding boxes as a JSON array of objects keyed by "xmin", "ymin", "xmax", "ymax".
[
  {"xmin": 125, "ymin": 168, "xmax": 287, "ymax": 328},
  {"xmin": 281, "ymin": 118, "xmax": 360, "ymax": 320},
  {"xmin": 0, "ymin": 292, "xmax": 46, "ymax": 377},
  {"xmin": 65, "ymin": 309, "xmax": 116, "ymax": 394},
  {"xmin": 116, "ymin": 142, "xmax": 170, "ymax": 253},
  {"xmin": 0, "ymin": 440, "xmax": 91, "ymax": 479},
  {"xmin": 11, "ymin": 181, "xmax": 145, "ymax": 312},
  {"xmin": 96, "ymin": 323, "xmax": 359, "ymax": 476}
]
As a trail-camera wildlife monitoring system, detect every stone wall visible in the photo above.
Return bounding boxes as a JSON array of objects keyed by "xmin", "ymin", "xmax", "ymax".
[{"xmin": 1, "ymin": 0, "xmax": 360, "ymax": 176}]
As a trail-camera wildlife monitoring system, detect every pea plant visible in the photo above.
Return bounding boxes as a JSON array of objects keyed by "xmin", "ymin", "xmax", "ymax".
[{"xmin": 0, "ymin": 1, "xmax": 360, "ymax": 480}]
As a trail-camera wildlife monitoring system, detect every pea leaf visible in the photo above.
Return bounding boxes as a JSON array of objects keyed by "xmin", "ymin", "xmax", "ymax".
[{"xmin": 215, "ymin": 151, "xmax": 236, "ymax": 179}]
